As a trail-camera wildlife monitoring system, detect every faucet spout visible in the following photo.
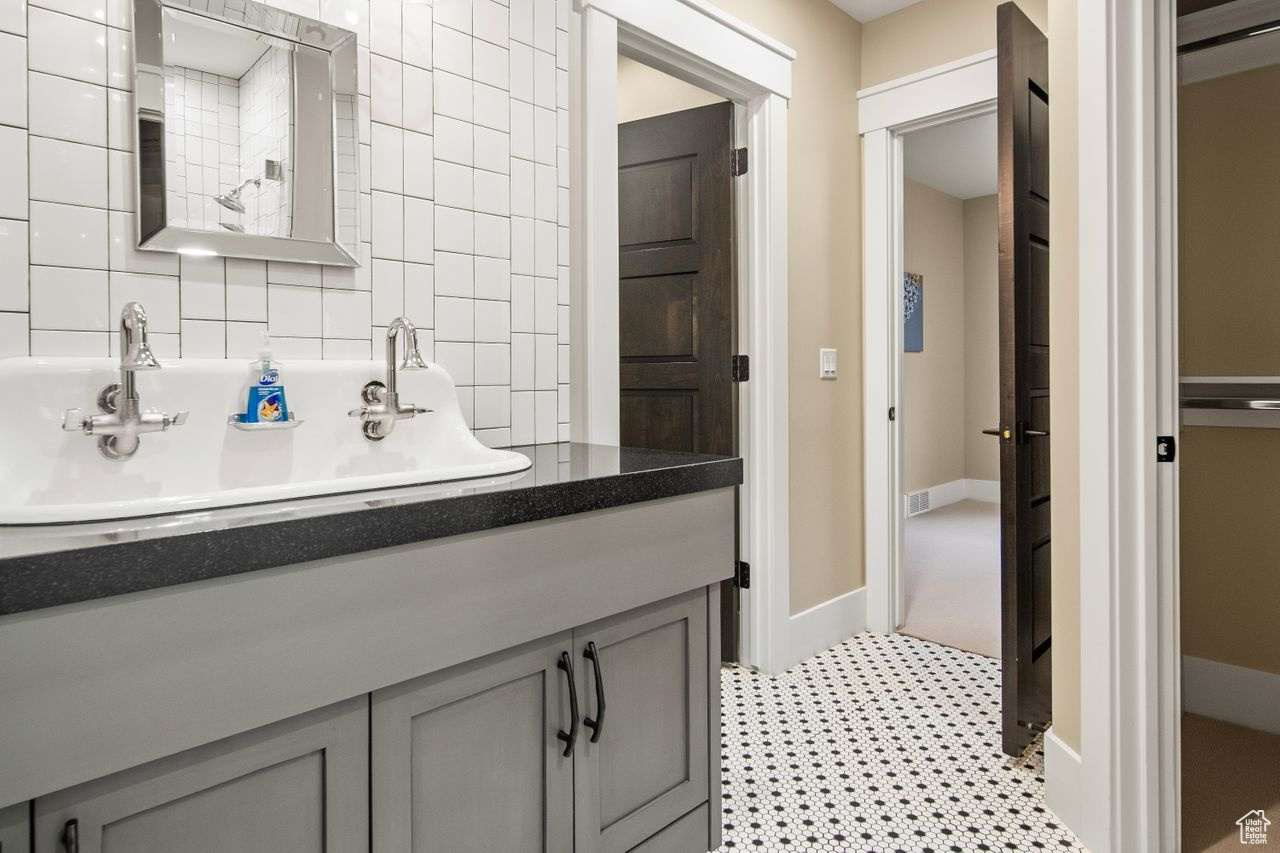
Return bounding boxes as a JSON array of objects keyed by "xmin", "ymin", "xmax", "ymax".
[
  {"xmin": 350, "ymin": 317, "xmax": 431, "ymax": 441},
  {"xmin": 61, "ymin": 302, "xmax": 187, "ymax": 460}
]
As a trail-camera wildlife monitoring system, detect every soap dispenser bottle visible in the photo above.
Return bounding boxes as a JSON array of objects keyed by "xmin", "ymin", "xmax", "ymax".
[{"xmin": 244, "ymin": 336, "xmax": 290, "ymax": 423}]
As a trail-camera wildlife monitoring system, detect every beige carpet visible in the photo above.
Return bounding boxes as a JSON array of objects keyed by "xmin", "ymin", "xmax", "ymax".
[
  {"xmin": 1182, "ymin": 713, "xmax": 1280, "ymax": 852},
  {"xmin": 900, "ymin": 499, "xmax": 1001, "ymax": 658}
]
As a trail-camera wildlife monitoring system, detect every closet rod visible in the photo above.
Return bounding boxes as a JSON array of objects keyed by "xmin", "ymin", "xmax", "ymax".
[{"xmin": 1178, "ymin": 18, "xmax": 1280, "ymax": 55}]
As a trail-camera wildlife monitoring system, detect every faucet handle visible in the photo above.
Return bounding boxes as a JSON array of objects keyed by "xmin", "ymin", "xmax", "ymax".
[
  {"xmin": 164, "ymin": 411, "xmax": 189, "ymax": 429},
  {"xmin": 62, "ymin": 408, "xmax": 88, "ymax": 432}
]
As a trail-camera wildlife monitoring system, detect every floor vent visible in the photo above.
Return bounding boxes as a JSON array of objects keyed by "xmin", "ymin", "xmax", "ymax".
[{"xmin": 906, "ymin": 489, "xmax": 931, "ymax": 517}]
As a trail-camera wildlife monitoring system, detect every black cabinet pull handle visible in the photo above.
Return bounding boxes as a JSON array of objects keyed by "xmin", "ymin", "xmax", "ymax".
[
  {"xmin": 583, "ymin": 641, "xmax": 607, "ymax": 743},
  {"xmin": 61, "ymin": 819, "xmax": 79, "ymax": 853},
  {"xmin": 556, "ymin": 651, "xmax": 579, "ymax": 757}
]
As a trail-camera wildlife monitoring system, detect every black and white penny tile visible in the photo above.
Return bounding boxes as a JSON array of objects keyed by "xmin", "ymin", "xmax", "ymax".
[{"xmin": 718, "ymin": 632, "xmax": 1083, "ymax": 852}]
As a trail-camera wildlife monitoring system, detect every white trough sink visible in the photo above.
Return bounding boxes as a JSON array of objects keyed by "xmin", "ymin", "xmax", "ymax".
[{"xmin": 1, "ymin": 357, "xmax": 531, "ymax": 524}]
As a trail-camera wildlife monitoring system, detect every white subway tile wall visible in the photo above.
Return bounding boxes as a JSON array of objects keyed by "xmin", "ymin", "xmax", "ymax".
[{"xmin": 0, "ymin": 0, "xmax": 572, "ymax": 446}]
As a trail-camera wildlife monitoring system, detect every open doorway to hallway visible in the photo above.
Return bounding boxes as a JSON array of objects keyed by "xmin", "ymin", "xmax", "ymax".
[{"xmin": 897, "ymin": 113, "xmax": 1002, "ymax": 660}]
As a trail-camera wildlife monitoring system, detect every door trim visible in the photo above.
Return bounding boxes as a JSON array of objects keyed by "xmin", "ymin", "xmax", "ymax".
[
  {"xmin": 571, "ymin": 0, "xmax": 795, "ymax": 673},
  {"xmin": 1077, "ymin": 1, "xmax": 1181, "ymax": 851},
  {"xmin": 858, "ymin": 52, "xmax": 998, "ymax": 636}
]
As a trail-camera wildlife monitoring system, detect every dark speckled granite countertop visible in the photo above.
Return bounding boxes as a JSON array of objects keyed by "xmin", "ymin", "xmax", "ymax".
[{"xmin": 0, "ymin": 443, "xmax": 741, "ymax": 616}]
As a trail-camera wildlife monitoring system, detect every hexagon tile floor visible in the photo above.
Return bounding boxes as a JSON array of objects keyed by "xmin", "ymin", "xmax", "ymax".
[{"xmin": 717, "ymin": 632, "xmax": 1084, "ymax": 852}]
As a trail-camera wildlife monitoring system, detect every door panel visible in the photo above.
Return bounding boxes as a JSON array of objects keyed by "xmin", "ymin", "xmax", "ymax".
[
  {"xmin": 618, "ymin": 102, "xmax": 734, "ymax": 458},
  {"xmin": 371, "ymin": 634, "xmax": 574, "ymax": 853},
  {"xmin": 0, "ymin": 802, "xmax": 30, "ymax": 853},
  {"xmin": 628, "ymin": 804, "xmax": 711, "ymax": 853},
  {"xmin": 619, "ymin": 102, "xmax": 738, "ymax": 662},
  {"xmin": 33, "ymin": 698, "xmax": 368, "ymax": 853},
  {"xmin": 620, "ymin": 391, "xmax": 697, "ymax": 453},
  {"xmin": 619, "ymin": 275, "xmax": 696, "ymax": 359},
  {"xmin": 573, "ymin": 590, "xmax": 709, "ymax": 853},
  {"xmin": 619, "ymin": 157, "xmax": 697, "ymax": 246},
  {"xmin": 997, "ymin": 0, "xmax": 1053, "ymax": 757}
]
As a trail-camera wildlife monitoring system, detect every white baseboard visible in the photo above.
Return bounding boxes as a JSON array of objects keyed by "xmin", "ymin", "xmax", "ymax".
[
  {"xmin": 1183, "ymin": 655, "xmax": 1280, "ymax": 735},
  {"xmin": 965, "ymin": 478, "xmax": 1000, "ymax": 503},
  {"xmin": 785, "ymin": 586, "xmax": 867, "ymax": 668},
  {"xmin": 1043, "ymin": 727, "xmax": 1086, "ymax": 842},
  {"xmin": 906, "ymin": 479, "xmax": 1000, "ymax": 516}
]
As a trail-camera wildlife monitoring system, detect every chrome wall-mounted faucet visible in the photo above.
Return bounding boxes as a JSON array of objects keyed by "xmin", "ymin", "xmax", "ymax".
[
  {"xmin": 62, "ymin": 302, "xmax": 188, "ymax": 460},
  {"xmin": 348, "ymin": 317, "xmax": 431, "ymax": 441}
]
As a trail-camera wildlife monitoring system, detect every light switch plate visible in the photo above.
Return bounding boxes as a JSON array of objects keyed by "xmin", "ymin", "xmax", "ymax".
[{"xmin": 820, "ymin": 347, "xmax": 837, "ymax": 380}]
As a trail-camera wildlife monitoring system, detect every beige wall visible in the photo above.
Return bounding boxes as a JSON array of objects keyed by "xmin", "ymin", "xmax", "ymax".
[
  {"xmin": 963, "ymin": 195, "xmax": 999, "ymax": 483},
  {"xmin": 616, "ymin": 56, "xmax": 726, "ymax": 123},
  {"xmin": 617, "ymin": 0, "xmax": 866, "ymax": 615},
  {"xmin": 860, "ymin": 0, "xmax": 1046, "ymax": 90},
  {"xmin": 1048, "ymin": 0, "xmax": 1081, "ymax": 752},
  {"xmin": 1177, "ymin": 64, "xmax": 1280, "ymax": 678},
  {"xmin": 903, "ymin": 180, "xmax": 967, "ymax": 493},
  {"xmin": 717, "ymin": 0, "xmax": 864, "ymax": 615}
]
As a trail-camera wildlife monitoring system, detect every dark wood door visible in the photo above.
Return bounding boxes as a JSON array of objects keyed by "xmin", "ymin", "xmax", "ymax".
[
  {"xmin": 618, "ymin": 102, "xmax": 735, "ymax": 456},
  {"xmin": 997, "ymin": 1, "xmax": 1052, "ymax": 757},
  {"xmin": 619, "ymin": 102, "xmax": 738, "ymax": 661}
]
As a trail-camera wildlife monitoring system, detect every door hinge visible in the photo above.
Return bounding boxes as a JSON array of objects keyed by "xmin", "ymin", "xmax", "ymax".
[
  {"xmin": 734, "ymin": 560, "xmax": 751, "ymax": 589},
  {"xmin": 731, "ymin": 147, "xmax": 748, "ymax": 177},
  {"xmin": 1156, "ymin": 435, "xmax": 1176, "ymax": 463},
  {"xmin": 731, "ymin": 354, "xmax": 750, "ymax": 382}
]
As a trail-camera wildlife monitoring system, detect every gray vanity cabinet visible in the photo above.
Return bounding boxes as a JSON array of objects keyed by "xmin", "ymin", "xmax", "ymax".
[
  {"xmin": 30, "ymin": 697, "xmax": 368, "ymax": 853},
  {"xmin": 370, "ymin": 632, "xmax": 576, "ymax": 853},
  {"xmin": 0, "ymin": 802, "xmax": 31, "ymax": 853},
  {"xmin": 573, "ymin": 590, "xmax": 709, "ymax": 853}
]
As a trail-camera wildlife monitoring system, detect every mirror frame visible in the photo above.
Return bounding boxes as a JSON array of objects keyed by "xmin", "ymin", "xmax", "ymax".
[{"xmin": 132, "ymin": 0, "xmax": 360, "ymax": 266}]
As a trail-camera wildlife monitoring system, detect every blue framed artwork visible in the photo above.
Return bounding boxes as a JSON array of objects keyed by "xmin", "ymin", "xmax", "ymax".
[{"xmin": 904, "ymin": 272, "xmax": 924, "ymax": 352}]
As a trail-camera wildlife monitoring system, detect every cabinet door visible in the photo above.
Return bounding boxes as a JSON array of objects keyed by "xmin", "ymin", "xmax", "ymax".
[
  {"xmin": 32, "ymin": 697, "xmax": 368, "ymax": 853},
  {"xmin": 371, "ymin": 633, "xmax": 575, "ymax": 853},
  {"xmin": 0, "ymin": 802, "xmax": 31, "ymax": 853},
  {"xmin": 574, "ymin": 590, "xmax": 709, "ymax": 853}
]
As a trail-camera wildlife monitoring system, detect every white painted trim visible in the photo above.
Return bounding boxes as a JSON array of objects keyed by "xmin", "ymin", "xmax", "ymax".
[
  {"xmin": 965, "ymin": 479, "xmax": 1000, "ymax": 503},
  {"xmin": 1183, "ymin": 656, "xmax": 1280, "ymax": 736},
  {"xmin": 903, "ymin": 479, "xmax": 999, "ymax": 516},
  {"xmin": 1044, "ymin": 728, "xmax": 1085, "ymax": 841},
  {"xmin": 1077, "ymin": 1, "xmax": 1182, "ymax": 851},
  {"xmin": 786, "ymin": 587, "xmax": 867, "ymax": 668},
  {"xmin": 572, "ymin": 0, "xmax": 793, "ymax": 674},
  {"xmin": 904, "ymin": 479, "xmax": 966, "ymax": 515},
  {"xmin": 579, "ymin": 0, "xmax": 792, "ymax": 98},
  {"xmin": 571, "ymin": 7, "xmax": 621, "ymax": 446},
  {"xmin": 858, "ymin": 51, "xmax": 997, "ymax": 134},
  {"xmin": 859, "ymin": 58, "xmax": 997, "ymax": 639},
  {"xmin": 862, "ymin": 127, "xmax": 898, "ymax": 636}
]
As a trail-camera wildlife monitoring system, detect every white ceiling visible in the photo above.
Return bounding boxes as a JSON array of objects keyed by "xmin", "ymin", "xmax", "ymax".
[
  {"xmin": 165, "ymin": 9, "xmax": 272, "ymax": 80},
  {"xmin": 903, "ymin": 112, "xmax": 997, "ymax": 200},
  {"xmin": 826, "ymin": 0, "xmax": 922, "ymax": 23}
]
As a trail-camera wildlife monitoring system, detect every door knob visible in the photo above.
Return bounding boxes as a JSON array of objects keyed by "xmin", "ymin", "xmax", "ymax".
[{"xmin": 982, "ymin": 427, "xmax": 1011, "ymax": 439}]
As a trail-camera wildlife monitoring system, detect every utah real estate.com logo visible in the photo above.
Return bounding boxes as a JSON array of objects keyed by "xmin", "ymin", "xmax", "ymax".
[{"xmin": 1238, "ymin": 810, "xmax": 1270, "ymax": 845}]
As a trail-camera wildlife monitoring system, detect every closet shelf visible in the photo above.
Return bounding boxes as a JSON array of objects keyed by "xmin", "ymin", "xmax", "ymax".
[{"xmin": 1180, "ymin": 379, "xmax": 1280, "ymax": 428}]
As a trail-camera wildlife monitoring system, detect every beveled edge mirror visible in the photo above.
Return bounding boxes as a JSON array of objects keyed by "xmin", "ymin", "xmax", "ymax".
[{"xmin": 132, "ymin": 0, "xmax": 360, "ymax": 265}]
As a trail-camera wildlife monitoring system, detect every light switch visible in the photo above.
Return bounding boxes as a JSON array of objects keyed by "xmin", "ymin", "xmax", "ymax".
[{"xmin": 820, "ymin": 348, "xmax": 837, "ymax": 380}]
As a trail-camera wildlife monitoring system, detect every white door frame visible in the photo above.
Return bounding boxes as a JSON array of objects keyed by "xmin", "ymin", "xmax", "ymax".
[
  {"xmin": 570, "ymin": 0, "xmax": 796, "ymax": 673},
  {"xmin": 858, "ymin": 50, "xmax": 998, "ymax": 635},
  {"xmin": 1076, "ymin": 1, "xmax": 1181, "ymax": 850}
]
